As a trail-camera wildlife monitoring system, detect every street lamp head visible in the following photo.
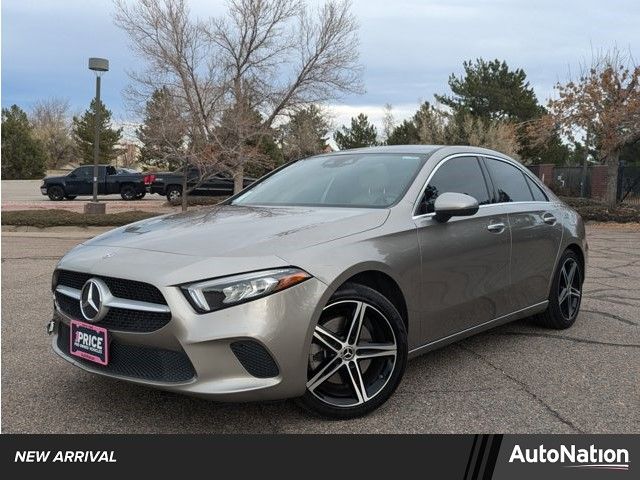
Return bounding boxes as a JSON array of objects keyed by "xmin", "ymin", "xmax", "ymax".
[{"xmin": 88, "ymin": 57, "xmax": 109, "ymax": 72}]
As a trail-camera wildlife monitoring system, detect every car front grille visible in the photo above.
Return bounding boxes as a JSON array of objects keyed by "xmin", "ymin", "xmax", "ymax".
[
  {"xmin": 54, "ymin": 269, "xmax": 171, "ymax": 333},
  {"xmin": 56, "ymin": 269, "xmax": 166, "ymax": 305},
  {"xmin": 54, "ymin": 292, "xmax": 172, "ymax": 333},
  {"xmin": 57, "ymin": 322, "xmax": 195, "ymax": 383}
]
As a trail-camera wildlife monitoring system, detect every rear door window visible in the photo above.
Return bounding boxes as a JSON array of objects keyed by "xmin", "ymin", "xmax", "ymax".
[
  {"xmin": 484, "ymin": 158, "xmax": 534, "ymax": 203},
  {"xmin": 525, "ymin": 175, "xmax": 548, "ymax": 201}
]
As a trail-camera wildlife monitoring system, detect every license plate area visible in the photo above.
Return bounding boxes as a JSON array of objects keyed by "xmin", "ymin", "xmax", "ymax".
[{"xmin": 69, "ymin": 320, "xmax": 109, "ymax": 365}]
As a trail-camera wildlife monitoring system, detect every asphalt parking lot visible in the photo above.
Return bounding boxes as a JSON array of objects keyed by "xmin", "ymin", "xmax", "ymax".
[{"xmin": 2, "ymin": 224, "xmax": 639, "ymax": 433}]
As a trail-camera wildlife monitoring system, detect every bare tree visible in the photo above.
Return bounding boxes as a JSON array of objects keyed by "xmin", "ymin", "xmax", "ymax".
[
  {"xmin": 381, "ymin": 103, "xmax": 394, "ymax": 144},
  {"xmin": 528, "ymin": 48, "xmax": 640, "ymax": 206},
  {"xmin": 412, "ymin": 102, "xmax": 520, "ymax": 157},
  {"xmin": 114, "ymin": 0, "xmax": 363, "ymax": 201},
  {"xmin": 118, "ymin": 142, "xmax": 140, "ymax": 168},
  {"xmin": 30, "ymin": 98, "xmax": 76, "ymax": 169}
]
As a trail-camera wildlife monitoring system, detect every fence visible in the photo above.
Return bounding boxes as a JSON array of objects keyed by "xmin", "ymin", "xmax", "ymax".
[
  {"xmin": 618, "ymin": 165, "xmax": 640, "ymax": 205},
  {"xmin": 552, "ymin": 166, "xmax": 590, "ymax": 197},
  {"xmin": 527, "ymin": 163, "xmax": 640, "ymax": 206}
]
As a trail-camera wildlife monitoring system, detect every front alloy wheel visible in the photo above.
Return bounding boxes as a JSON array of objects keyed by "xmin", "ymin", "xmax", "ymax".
[{"xmin": 299, "ymin": 283, "xmax": 407, "ymax": 418}]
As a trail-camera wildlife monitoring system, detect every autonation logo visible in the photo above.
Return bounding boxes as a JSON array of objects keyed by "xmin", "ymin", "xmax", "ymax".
[{"xmin": 509, "ymin": 444, "xmax": 630, "ymax": 471}]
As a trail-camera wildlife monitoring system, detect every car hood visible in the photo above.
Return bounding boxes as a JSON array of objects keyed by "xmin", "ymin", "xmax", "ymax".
[
  {"xmin": 84, "ymin": 204, "xmax": 389, "ymax": 257},
  {"xmin": 43, "ymin": 175, "xmax": 67, "ymax": 182}
]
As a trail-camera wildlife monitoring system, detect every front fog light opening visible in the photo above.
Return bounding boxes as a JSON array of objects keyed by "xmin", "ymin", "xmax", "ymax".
[{"xmin": 182, "ymin": 268, "xmax": 311, "ymax": 313}]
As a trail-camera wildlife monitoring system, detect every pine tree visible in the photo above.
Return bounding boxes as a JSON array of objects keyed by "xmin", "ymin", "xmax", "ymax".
[
  {"xmin": 386, "ymin": 119, "xmax": 419, "ymax": 145},
  {"xmin": 435, "ymin": 58, "xmax": 542, "ymax": 122},
  {"xmin": 72, "ymin": 99, "xmax": 122, "ymax": 164},
  {"xmin": 435, "ymin": 58, "xmax": 570, "ymax": 163},
  {"xmin": 281, "ymin": 105, "xmax": 330, "ymax": 160},
  {"xmin": 334, "ymin": 113, "xmax": 378, "ymax": 150},
  {"xmin": 1, "ymin": 105, "xmax": 46, "ymax": 179},
  {"xmin": 136, "ymin": 87, "xmax": 185, "ymax": 170}
]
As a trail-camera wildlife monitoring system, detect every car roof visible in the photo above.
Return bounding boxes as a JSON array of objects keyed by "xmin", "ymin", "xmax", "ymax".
[{"xmin": 321, "ymin": 145, "xmax": 514, "ymax": 160}]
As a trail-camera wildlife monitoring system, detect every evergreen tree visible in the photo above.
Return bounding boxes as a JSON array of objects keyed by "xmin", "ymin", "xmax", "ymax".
[
  {"xmin": 436, "ymin": 58, "xmax": 570, "ymax": 163},
  {"xmin": 1, "ymin": 105, "xmax": 46, "ymax": 179},
  {"xmin": 334, "ymin": 113, "xmax": 378, "ymax": 150},
  {"xmin": 436, "ymin": 58, "xmax": 542, "ymax": 121},
  {"xmin": 137, "ymin": 87, "xmax": 186, "ymax": 170},
  {"xmin": 386, "ymin": 119, "xmax": 419, "ymax": 145},
  {"xmin": 72, "ymin": 98, "xmax": 122, "ymax": 164},
  {"xmin": 281, "ymin": 105, "xmax": 330, "ymax": 160}
]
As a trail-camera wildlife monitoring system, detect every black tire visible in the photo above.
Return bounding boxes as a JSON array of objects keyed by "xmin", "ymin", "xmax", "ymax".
[
  {"xmin": 120, "ymin": 184, "xmax": 136, "ymax": 201},
  {"xmin": 134, "ymin": 191, "xmax": 146, "ymax": 200},
  {"xmin": 534, "ymin": 249, "xmax": 583, "ymax": 329},
  {"xmin": 64, "ymin": 195, "xmax": 77, "ymax": 200},
  {"xmin": 166, "ymin": 185, "xmax": 182, "ymax": 204},
  {"xmin": 297, "ymin": 282, "xmax": 408, "ymax": 419},
  {"xmin": 47, "ymin": 185, "xmax": 65, "ymax": 201}
]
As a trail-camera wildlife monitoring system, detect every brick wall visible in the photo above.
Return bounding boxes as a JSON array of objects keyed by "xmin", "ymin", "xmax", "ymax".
[
  {"xmin": 528, "ymin": 164, "xmax": 555, "ymax": 186},
  {"xmin": 590, "ymin": 165, "xmax": 609, "ymax": 201}
]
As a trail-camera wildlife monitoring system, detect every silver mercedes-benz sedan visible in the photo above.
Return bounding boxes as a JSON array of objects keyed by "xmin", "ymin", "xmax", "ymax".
[{"xmin": 50, "ymin": 145, "xmax": 586, "ymax": 418}]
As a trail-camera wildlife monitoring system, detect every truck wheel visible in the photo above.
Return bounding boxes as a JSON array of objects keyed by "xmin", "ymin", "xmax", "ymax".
[
  {"xmin": 166, "ymin": 186, "xmax": 182, "ymax": 204},
  {"xmin": 47, "ymin": 186, "xmax": 65, "ymax": 201},
  {"xmin": 120, "ymin": 184, "xmax": 136, "ymax": 201},
  {"xmin": 64, "ymin": 195, "xmax": 77, "ymax": 200},
  {"xmin": 135, "ymin": 192, "xmax": 146, "ymax": 200}
]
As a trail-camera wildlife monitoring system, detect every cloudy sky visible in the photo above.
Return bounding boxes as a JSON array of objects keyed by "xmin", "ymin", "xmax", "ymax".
[{"xmin": 2, "ymin": 0, "xmax": 639, "ymax": 136}]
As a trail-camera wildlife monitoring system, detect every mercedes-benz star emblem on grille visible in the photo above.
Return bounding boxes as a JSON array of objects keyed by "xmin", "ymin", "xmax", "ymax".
[{"xmin": 80, "ymin": 278, "xmax": 110, "ymax": 323}]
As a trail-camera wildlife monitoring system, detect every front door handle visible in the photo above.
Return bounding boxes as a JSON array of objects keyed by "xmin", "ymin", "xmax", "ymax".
[
  {"xmin": 542, "ymin": 212, "xmax": 557, "ymax": 225},
  {"xmin": 487, "ymin": 222, "xmax": 506, "ymax": 233}
]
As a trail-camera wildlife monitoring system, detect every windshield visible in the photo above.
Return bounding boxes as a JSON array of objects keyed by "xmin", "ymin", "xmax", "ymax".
[{"xmin": 232, "ymin": 153, "xmax": 426, "ymax": 208}]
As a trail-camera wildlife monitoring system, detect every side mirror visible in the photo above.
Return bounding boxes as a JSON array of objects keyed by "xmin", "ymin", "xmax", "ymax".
[{"xmin": 434, "ymin": 192, "xmax": 479, "ymax": 223}]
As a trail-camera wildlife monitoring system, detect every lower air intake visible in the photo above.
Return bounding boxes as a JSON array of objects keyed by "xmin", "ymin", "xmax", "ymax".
[{"xmin": 230, "ymin": 340, "xmax": 280, "ymax": 378}]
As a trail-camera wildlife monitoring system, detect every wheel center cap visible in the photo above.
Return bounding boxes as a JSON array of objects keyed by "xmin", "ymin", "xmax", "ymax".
[{"xmin": 341, "ymin": 346, "xmax": 355, "ymax": 361}]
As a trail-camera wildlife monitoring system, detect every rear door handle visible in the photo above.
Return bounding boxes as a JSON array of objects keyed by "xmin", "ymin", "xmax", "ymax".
[
  {"xmin": 542, "ymin": 212, "xmax": 557, "ymax": 225},
  {"xmin": 487, "ymin": 222, "xmax": 506, "ymax": 233}
]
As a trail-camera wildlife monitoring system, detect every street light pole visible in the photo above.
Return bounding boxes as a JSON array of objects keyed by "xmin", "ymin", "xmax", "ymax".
[
  {"xmin": 85, "ymin": 57, "xmax": 109, "ymax": 215},
  {"xmin": 92, "ymin": 74, "xmax": 101, "ymax": 203}
]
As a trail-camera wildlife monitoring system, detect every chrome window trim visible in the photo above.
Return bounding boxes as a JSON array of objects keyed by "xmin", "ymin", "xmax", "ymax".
[{"xmin": 411, "ymin": 152, "xmax": 550, "ymax": 219}]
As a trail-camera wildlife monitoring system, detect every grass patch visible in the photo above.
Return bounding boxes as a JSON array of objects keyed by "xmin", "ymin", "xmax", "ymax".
[
  {"xmin": 1, "ymin": 209, "xmax": 160, "ymax": 228},
  {"xmin": 561, "ymin": 197, "xmax": 640, "ymax": 222}
]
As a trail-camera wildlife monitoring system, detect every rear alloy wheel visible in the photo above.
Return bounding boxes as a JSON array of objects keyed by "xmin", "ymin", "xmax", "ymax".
[
  {"xmin": 120, "ymin": 185, "xmax": 136, "ymax": 201},
  {"xmin": 299, "ymin": 283, "xmax": 407, "ymax": 418},
  {"xmin": 166, "ymin": 186, "xmax": 182, "ymax": 204},
  {"xmin": 47, "ymin": 185, "xmax": 65, "ymax": 201},
  {"xmin": 534, "ymin": 249, "xmax": 583, "ymax": 329},
  {"xmin": 134, "ymin": 192, "xmax": 146, "ymax": 200}
]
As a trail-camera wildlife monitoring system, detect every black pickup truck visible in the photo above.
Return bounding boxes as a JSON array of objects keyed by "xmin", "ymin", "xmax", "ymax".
[
  {"xmin": 41, "ymin": 165, "xmax": 146, "ymax": 201},
  {"xmin": 147, "ymin": 167, "xmax": 255, "ymax": 202}
]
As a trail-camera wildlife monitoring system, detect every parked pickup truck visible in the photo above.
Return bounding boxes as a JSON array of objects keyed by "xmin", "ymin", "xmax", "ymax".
[
  {"xmin": 41, "ymin": 165, "xmax": 147, "ymax": 201},
  {"xmin": 147, "ymin": 167, "xmax": 255, "ymax": 202}
]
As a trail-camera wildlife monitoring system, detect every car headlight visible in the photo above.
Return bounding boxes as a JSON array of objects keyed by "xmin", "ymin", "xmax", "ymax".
[{"xmin": 181, "ymin": 268, "xmax": 311, "ymax": 313}]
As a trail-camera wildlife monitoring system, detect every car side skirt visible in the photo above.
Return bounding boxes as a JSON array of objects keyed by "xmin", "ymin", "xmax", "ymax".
[{"xmin": 407, "ymin": 300, "xmax": 549, "ymax": 359}]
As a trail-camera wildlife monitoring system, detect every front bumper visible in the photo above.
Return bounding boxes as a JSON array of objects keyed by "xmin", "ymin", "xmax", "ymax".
[
  {"xmin": 40, "ymin": 186, "xmax": 47, "ymax": 195},
  {"xmin": 51, "ymin": 276, "xmax": 327, "ymax": 401}
]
